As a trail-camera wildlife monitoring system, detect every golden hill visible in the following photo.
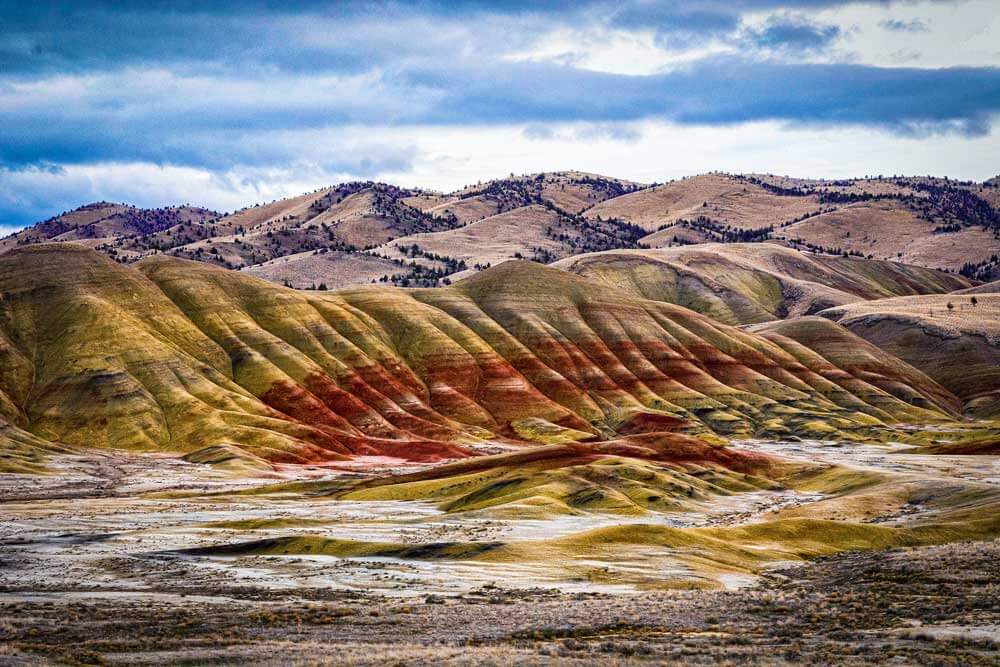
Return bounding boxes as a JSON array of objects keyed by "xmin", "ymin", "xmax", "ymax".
[
  {"xmin": 0, "ymin": 245, "xmax": 967, "ymax": 466},
  {"xmin": 584, "ymin": 173, "xmax": 1000, "ymax": 275},
  {"xmin": 585, "ymin": 173, "xmax": 822, "ymax": 232},
  {"xmin": 243, "ymin": 249, "xmax": 401, "ymax": 290},
  {"xmin": 124, "ymin": 183, "xmax": 461, "ymax": 271},
  {"xmin": 779, "ymin": 199, "xmax": 1000, "ymax": 269},
  {"xmin": 553, "ymin": 243, "xmax": 970, "ymax": 325},
  {"xmin": 376, "ymin": 204, "xmax": 564, "ymax": 270}
]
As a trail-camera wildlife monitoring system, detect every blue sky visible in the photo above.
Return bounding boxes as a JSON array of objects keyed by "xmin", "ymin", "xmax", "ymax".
[{"xmin": 2, "ymin": 0, "xmax": 999, "ymax": 229}]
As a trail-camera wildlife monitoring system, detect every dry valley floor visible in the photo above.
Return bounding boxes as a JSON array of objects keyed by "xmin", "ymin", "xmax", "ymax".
[{"xmin": 2, "ymin": 439, "xmax": 999, "ymax": 665}]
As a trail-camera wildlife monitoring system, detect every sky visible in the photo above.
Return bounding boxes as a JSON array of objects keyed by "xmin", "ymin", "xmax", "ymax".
[{"xmin": 2, "ymin": 0, "xmax": 999, "ymax": 230}]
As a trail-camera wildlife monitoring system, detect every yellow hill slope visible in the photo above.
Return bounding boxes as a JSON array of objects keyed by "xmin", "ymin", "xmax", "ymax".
[
  {"xmin": 0, "ymin": 246, "xmax": 966, "ymax": 464},
  {"xmin": 554, "ymin": 244, "xmax": 970, "ymax": 325}
]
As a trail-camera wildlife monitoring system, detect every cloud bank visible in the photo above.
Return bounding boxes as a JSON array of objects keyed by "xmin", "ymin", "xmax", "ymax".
[{"xmin": 0, "ymin": 0, "xmax": 997, "ymax": 226}]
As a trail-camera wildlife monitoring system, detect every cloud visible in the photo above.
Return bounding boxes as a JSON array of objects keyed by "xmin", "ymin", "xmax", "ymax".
[
  {"xmin": 2, "ymin": 58, "xmax": 999, "ymax": 175},
  {"xmin": 880, "ymin": 18, "xmax": 930, "ymax": 32},
  {"xmin": 609, "ymin": 4, "xmax": 739, "ymax": 48},
  {"xmin": 409, "ymin": 59, "xmax": 1000, "ymax": 137},
  {"xmin": 0, "ymin": 0, "xmax": 994, "ymax": 228},
  {"xmin": 0, "ymin": 2, "xmax": 952, "ymax": 76},
  {"xmin": 522, "ymin": 123, "xmax": 642, "ymax": 142},
  {"xmin": 574, "ymin": 123, "xmax": 643, "ymax": 142},
  {"xmin": 523, "ymin": 125, "xmax": 557, "ymax": 141},
  {"xmin": 746, "ymin": 14, "xmax": 842, "ymax": 53}
]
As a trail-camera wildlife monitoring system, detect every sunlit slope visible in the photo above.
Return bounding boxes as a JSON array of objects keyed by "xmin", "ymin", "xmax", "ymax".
[
  {"xmin": 584, "ymin": 174, "xmax": 820, "ymax": 231},
  {"xmin": 554, "ymin": 244, "xmax": 972, "ymax": 325},
  {"xmin": 781, "ymin": 200, "xmax": 1000, "ymax": 269},
  {"xmin": 0, "ymin": 246, "xmax": 964, "ymax": 464},
  {"xmin": 0, "ymin": 245, "xmax": 378, "ymax": 462},
  {"xmin": 819, "ymin": 294, "xmax": 1000, "ymax": 417}
]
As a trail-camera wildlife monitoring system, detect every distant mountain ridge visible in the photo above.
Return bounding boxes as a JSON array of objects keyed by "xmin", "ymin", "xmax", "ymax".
[
  {"xmin": 4, "ymin": 171, "xmax": 999, "ymax": 288},
  {"xmin": 1, "ymin": 202, "xmax": 218, "ymax": 251}
]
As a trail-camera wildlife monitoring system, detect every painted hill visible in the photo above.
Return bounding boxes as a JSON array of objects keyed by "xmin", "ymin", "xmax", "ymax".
[
  {"xmin": 818, "ymin": 294, "xmax": 1000, "ymax": 417},
  {"xmin": 296, "ymin": 434, "xmax": 782, "ymax": 517},
  {"xmin": 6, "ymin": 171, "xmax": 997, "ymax": 290},
  {"xmin": 0, "ymin": 245, "xmax": 963, "ymax": 466},
  {"xmin": 750, "ymin": 316, "xmax": 963, "ymax": 416},
  {"xmin": 553, "ymin": 243, "xmax": 971, "ymax": 325}
]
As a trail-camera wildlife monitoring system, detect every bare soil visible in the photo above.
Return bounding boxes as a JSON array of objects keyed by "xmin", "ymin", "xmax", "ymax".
[{"xmin": 2, "ymin": 443, "xmax": 999, "ymax": 665}]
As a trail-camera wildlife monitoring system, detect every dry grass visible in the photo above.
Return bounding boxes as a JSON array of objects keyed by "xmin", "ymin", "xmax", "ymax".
[
  {"xmin": 376, "ymin": 204, "xmax": 563, "ymax": 266},
  {"xmin": 244, "ymin": 249, "xmax": 400, "ymax": 289},
  {"xmin": 586, "ymin": 174, "xmax": 821, "ymax": 231},
  {"xmin": 781, "ymin": 200, "xmax": 1000, "ymax": 269}
]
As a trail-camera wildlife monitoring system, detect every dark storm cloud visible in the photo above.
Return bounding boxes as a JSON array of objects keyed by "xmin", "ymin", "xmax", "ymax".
[
  {"xmin": 4, "ymin": 56, "xmax": 998, "ymax": 173},
  {"xmin": 409, "ymin": 59, "xmax": 1000, "ymax": 136},
  {"xmin": 0, "ymin": 1, "xmax": 950, "ymax": 75}
]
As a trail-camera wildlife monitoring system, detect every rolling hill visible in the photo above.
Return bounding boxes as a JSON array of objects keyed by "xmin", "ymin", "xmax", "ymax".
[
  {"xmin": 0, "ymin": 202, "xmax": 218, "ymax": 253},
  {"xmin": 0, "ymin": 245, "xmax": 967, "ymax": 467},
  {"xmin": 6, "ymin": 171, "xmax": 997, "ymax": 290},
  {"xmin": 585, "ymin": 173, "xmax": 822, "ymax": 233},
  {"xmin": 554, "ymin": 243, "xmax": 970, "ymax": 325},
  {"xmin": 818, "ymin": 294, "xmax": 1000, "ymax": 418},
  {"xmin": 585, "ymin": 173, "xmax": 1000, "ymax": 277}
]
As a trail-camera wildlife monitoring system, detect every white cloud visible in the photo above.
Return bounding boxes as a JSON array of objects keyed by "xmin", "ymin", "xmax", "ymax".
[
  {"xmin": 6, "ymin": 116, "xmax": 998, "ymax": 231},
  {"xmin": 381, "ymin": 119, "xmax": 1000, "ymax": 189},
  {"xmin": 812, "ymin": 0, "xmax": 1000, "ymax": 68},
  {"xmin": 502, "ymin": 26, "xmax": 733, "ymax": 75},
  {"xmin": 507, "ymin": 1, "xmax": 1000, "ymax": 72}
]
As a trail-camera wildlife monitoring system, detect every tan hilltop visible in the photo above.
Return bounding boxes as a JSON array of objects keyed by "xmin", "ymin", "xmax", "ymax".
[
  {"xmin": 5, "ymin": 171, "xmax": 998, "ymax": 290},
  {"xmin": 0, "ymin": 202, "xmax": 218, "ymax": 253}
]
